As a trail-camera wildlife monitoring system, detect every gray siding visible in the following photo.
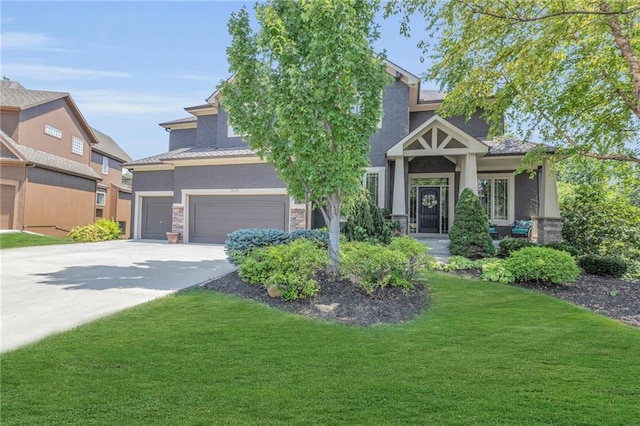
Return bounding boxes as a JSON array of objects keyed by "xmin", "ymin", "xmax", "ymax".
[
  {"xmin": 410, "ymin": 110, "xmax": 490, "ymax": 139},
  {"xmin": 216, "ymin": 107, "xmax": 249, "ymax": 149},
  {"xmin": 132, "ymin": 170, "xmax": 175, "ymax": 193},
  {"xmin": 368, "ymin": 81, "xmax": 410, "ymax": 167},
  {"xmin": 516, "ymin": 171, "xmax": 539, "ymax": 220},
  {"xmin": 407, "ymin": 156, "xmax": 455, "ymax": 173},
  {"xmin": 28, "ymin": 167, "xmax": 96, "ymax": 192},
  {"xmin": 169, "ymin": 128, "xmax": 197, "ymax": 151},
  {"xmin": 196, "ymin": 115, "xmax": 218, "ymax": 147}
]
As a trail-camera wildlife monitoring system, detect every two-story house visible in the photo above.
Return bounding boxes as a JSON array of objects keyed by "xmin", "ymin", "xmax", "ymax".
[
  {"xmin": 0, "ymin": 80, "xmax": 132, "ymax": 236},
  {"xmin": 124, "ymin": 61, "xmax": 561, "ymax": 244}
]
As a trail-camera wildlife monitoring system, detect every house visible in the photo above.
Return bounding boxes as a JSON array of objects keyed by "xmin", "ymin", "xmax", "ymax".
[
  {"xmin": 0, "ymin": 80, "xmax": 133, "ymax": 236},
  {"xmin": 124, "ymin": 61, "xmax": 561, "ymax": 244}
]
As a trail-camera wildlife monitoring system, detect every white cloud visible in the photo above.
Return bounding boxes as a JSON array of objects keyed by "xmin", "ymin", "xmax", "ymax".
[
  {"xmin": 72, "ymin": 89, "xmax": 200, "ymax": 117},
  {"xmin": 0, "ymin": 31, "xmax": 70, "ymax": 52},
  {"xmin": 173, "ymin": 73, "xmax": 218, "ymax": 82},
  {"xmin": 1, "ymin": 64, "xmax": 129, "ymax": 80}
]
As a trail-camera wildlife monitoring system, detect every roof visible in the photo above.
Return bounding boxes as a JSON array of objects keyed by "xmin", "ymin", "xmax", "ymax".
[
  {"xmin": 124, "ymin": 146, "xmax": 256, "ymax": 166},
  {"xmin": 90, "ymin": 127, "xmax": 133, "ymax": 163},
  {"xmin": 159, "ymin": 116, "xmax": 198, "ymax": 127},
  {"xmin": 0, "ymin": 129, "xmax": 101, "ymax": 180},
  {"xmin": 484, "ymin": 137, "xmax": 554, "ymax": 155},
  {"xmin": 0, "ymin": 80, "xmax": 68, "ymax": 109}
]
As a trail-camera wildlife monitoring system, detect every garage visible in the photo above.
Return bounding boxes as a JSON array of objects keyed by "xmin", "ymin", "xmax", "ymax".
[
  {"xmin": 141, "ymin": 196, "xmax": 173, "ymax": 239},
  {"xmin": 1, "ymin": 184, "xmax": 15, "ymax": 229},
  {"xmin": 188, "ymin": 195, "xmax": 288, "ymax": 243}
]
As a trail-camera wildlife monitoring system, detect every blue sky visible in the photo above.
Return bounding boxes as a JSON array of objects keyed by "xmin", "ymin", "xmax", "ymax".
[{"xmin": 1, "ymin": 1, "xmax": 433, "ymax": 161}]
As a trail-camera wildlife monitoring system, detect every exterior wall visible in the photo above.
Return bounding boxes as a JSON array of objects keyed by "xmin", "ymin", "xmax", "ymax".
[
  {"xmin": 91, "ymin": 151, "xmax": 127, "ymax": 223},
  {"xmin": 515, "ymin": 172, "xmax": 539, "ymax": 220},
  {"xmin": 169, "ymin": 128, "xmax": 197, "ymax": 151},
  {"xmin": 23, "ymin": 171, "xmax": 96, "ymax": 236},
  {"xmin": 172, "ymin": 163, "xmax": 286, "ymax": 203},
  {"xmin": 195, "ymin": 114, "xmax": 218, "ymax": 147},
  {"xmin": 0, "ymin": 112, "xmax": 20, "ymax": 140},
  {"xmin": 409, "ymin": 109, "xmax": 490, "ymax": 139},
  {"xmin": 0, "ymin": 163, "xmax": 26, "ymax": 230},
  {"xmin": 407, "ymin": 156, "xmax": 455, "ymax": 173},
  {"xmin": 216, "ymin": 107, "xmax": 249, "ymax": 149},
  {"xmin": 115, "ymin": 190, "xmax": 132, "ymax": 236},
  {"xmin": 132, "ymin": 170, "xmax": 175, "ymax": 193},
  {"xmin": 369, "ymin": 81, "xmax": 411, "ymax": 167},
  {"xmin": 18, "ymin": 98, "xmax": 93, "ymax": 165}
]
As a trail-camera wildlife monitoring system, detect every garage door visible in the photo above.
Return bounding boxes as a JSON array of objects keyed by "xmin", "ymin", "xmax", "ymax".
[
  {"xmin": 1, "ymin": 184, "xmax": 15, "ymax": 229},
  {"xmin": 189, "ymin": 195, "xmax": 288, "ymax": 243},
  {"xmin": 141, "ymin": 196, "xmax": 173, "ymax": 239}
]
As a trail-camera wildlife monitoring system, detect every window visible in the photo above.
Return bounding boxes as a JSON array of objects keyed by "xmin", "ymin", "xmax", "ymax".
[
  {"xmin": 44, "ymin": 124, "xmax": 62, "ymax": 139},
  {"xmin": 477, "ymin": 175, "xmax": 513, "ymax": 224},
  {"xmin": 101, "ymin": 156, "xmax": 109, "ymax": 175},
  {"xmin": 227, "ymin": 125, "xmax": 239, "ymax": 137},
  {"xmin": 363, "ymin": 167, "xmax": 385, "ymax": 208},
  {"xmin": 71, "ymin": 136, "xmax": 84, "ymax": 155},
  {"xmin": 96, "ymin": 189, "xmax": 106, "ymax": 206}
]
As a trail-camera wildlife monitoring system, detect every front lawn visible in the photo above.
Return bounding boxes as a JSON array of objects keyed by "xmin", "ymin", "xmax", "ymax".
[
  {"xmin": 0, "ymin": 232, "xmax": 76, "ymax": 249},
  {"xmin": 2, "ymin": 273, "xmax": 638, "ymax": 425}
]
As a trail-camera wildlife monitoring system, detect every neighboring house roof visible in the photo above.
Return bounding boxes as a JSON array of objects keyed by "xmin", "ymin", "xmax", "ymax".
[
  {"xmin": 0, "ymin": 129, "xmax": 101, "ymax": 180},
  {"xmin": 159, "ymin": 116, "xmax": 198, "ymax": 128},
  {"xmin": 90, "ymin": 127, "xmax": 133, "ymax": 163},
  {"xmin": 484, "ymin": 137, "xmax": 554, "ymax": 155},
  {"xmin": 124, "ymin": 146, "xmax": 255, "ymax": 166},
  {"xmin": 0, "ymin": 80, "xmax": 67, "ymax": 109}
]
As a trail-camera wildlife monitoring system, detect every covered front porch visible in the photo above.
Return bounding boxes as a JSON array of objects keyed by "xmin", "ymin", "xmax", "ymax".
[{"xmin": 386, "ymin": 115, "xmax": 562, "ymax": 243}]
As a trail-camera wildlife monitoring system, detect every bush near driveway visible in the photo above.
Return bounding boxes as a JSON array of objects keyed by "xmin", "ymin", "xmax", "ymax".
[{"xmin": 68, "ymin": 219, "xmax": 121, "ymax": 242}]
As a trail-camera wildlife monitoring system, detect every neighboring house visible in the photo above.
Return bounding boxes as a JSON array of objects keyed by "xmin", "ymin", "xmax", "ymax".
[
  {"xmin": 0, "ymin": 80, "xmax": 132, "ymax": 236},
  {"xmin": 125, "ymin": 61, "xmax": 561, "ymax": 244}
]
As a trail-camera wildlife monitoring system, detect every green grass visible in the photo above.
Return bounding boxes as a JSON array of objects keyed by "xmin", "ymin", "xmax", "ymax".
[
  {"xmin": 2, "ymin": 273, "xmax": 639, "ymax": 425},
  {"xmin": 0, "ymin": 232, "xmax": 76, "ymax": 249}
]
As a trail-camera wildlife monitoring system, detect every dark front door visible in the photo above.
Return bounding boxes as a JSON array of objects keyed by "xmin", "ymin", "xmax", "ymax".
[{"xmin": 418, "ymin": 187, "xmax": 440, "ymax": 233}]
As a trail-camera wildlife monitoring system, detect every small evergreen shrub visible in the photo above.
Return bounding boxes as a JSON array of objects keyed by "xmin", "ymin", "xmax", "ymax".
[
  {"xmin": 544, "ymin": 242, "xmax": 581, "ymax": 257},
  {"xmin": 578, "ymin": 254, "xmax": 628, "ymax": 278},
  {"xmin": 480, "ymin": 259, "xmax": 515, "ymax": 284},
  {"xmin": 498, "ymin": 237, "xmax": 535, "ymax": 258},
  {"xmin": 343, "ymin": 195, "xmax": 396, "ymax": 245},
  {"xmin": 289, "ymin": 229, "xmax": 329, "ymax": 247},
  {"xmin": 225, "ymin": 228, "xmax": 290, "ymax": 265},
  {"xmin": 505, "ymin": 247, "xmax": 580, "ymax": 284},
  {"xmin": 340, "ymin": 242, "xmax": 414, "ymax": 295},
  {"xmin": 237, "ymin": 239, "xmax": 328, "ymax": 300},
  {"xmin": 69, "ymin": 219, "xmax": 121, "ymax": 242},
  {"xmin": 448, "ymin": 188, "xmax": 496, "ymax": 259}
]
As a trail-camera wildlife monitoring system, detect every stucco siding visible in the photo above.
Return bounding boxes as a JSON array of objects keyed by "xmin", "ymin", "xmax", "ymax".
[
  {"xmin": 516, "ymin": 172, "xmax": 539, "ymax": 220},
  {"xmin": 169, "ymin": 128, "xmax": 197, "ymax": 151},
  {"xmin": 410, "ymin": 110, "xmax": 490, "ymax": 139},
  {"xmin": 132, "ymin": 170, "xmax": 175, "ymax": 193},
  {"xmin": 368, "ymin": 81, "xmax": 410, "ymax": 167},
  {"xmin": 196, "ymin": 115, "xmax": 218, "ymax": 147},
  {"xmin": 0, "ymin": 112, "xmax": 20, "ymax": 140},
  {"xmin": 216, "ymin": 107, "xmax": 249, "ymax": 149},
  {"xmin": 408, "ymin": 156, "xmax": 455, "ymax": 174}
]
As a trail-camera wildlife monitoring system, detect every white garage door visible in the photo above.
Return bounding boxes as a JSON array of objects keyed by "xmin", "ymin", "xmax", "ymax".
[{"xmin": 189, "ymin": 195, "xmax": 288, "ymax": 243}]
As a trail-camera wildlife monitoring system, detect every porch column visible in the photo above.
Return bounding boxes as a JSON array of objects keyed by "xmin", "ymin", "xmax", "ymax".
[
  {"xmin": 459, "ymin": 153, "xmax": 478, "ymax": 195},
  {"xmin": 531, "ymin": 158, "xmax": 563, "ymax": 244},
  {"xmin": 391, "ymin": 156, "xmax": 408, "ymax": 234}
]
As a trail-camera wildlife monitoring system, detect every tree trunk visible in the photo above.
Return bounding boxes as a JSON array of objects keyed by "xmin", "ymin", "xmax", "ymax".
[{"xmin": 319, "ymin": 193, "xmax": 342, "ymax": 276}]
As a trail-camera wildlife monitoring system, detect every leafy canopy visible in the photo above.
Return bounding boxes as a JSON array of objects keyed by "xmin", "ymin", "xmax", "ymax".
[{"xmin": 386, "ymin": 0, "xmax": 640, "ymax": 165}]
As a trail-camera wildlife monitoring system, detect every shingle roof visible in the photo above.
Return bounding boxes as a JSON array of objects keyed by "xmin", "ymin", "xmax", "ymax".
[
  {"xmin": 0, "ymin": 129, "xmax": 101, "ymax": 180},
  {"xmin": 484, "ymin": 137, "xmax": 554, "ymax": 155},
  {"xmin": 124, "ymin": 146, "xmax": 256, "ymax": 166},
  {"xmin": 0, "ymin": 80, "xmax": 67, "ymax": 109},
  {"xmin": 159, "ymin": 116, "xmax": 198, "ymax": 127},
  {"xmin": 90, "ymin": 127, "xmax": 133, "ymax": 163}
]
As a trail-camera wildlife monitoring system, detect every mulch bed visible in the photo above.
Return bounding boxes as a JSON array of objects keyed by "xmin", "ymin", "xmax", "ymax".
[{"xmin": 200, "ymin": 270, "xmax": 639, "ymax": 328}]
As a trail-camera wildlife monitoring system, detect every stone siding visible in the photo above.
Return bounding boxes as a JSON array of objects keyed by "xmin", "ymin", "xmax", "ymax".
[
  {"xmin": 172, "ymin": 205, "xmax": 184, "ymax": 241},
  {"xmin": 531, "ymin": 216, "xmax": 563, "ymax": 244},
  {"xmin": 289, "ymin": 206, "xmax": 307, "ymax": 231}
]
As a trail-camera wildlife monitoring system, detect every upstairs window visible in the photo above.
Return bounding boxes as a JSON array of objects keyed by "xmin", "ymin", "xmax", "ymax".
[
  {"xmin": 71, "ymin": 136, "xmax": 84, "ymax": 155},
  {"xmin": 44, "ymin": 124, "xmax": 62, "ymax": 139},
  {"xmin": 96, "ymin": 189, "xmax": 106, "ymax": 206},
  {"xmin": 227, "ymin": 125, "xmax": 240, "ymax": 137},
  {"xmin": 102, "ymin": 156, "xmax": 109, "ymax": 175}
]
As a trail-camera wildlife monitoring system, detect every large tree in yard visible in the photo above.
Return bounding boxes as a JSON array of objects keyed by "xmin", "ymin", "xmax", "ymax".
[
  {"xmin": 386, "ymin": 0, "xmax": 640, "ymax": 165},
  {"xmin": 220, "ymin": 1, "xmax": 390, "ymax": 273}
]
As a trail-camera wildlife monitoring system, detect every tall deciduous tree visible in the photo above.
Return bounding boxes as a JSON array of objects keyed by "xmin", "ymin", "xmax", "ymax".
[
  {"xmin": 220, "ymin": 1, "xmax": 389, "ymax": 273},
  {"xmin": 386, "ymin": 0, "xmax": 640, "ymax": 165}
]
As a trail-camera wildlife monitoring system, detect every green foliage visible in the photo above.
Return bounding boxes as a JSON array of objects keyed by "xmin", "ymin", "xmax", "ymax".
[
  {"xmin": 388, "ymin": 236, "xmax": 434, "ymax": 281},
  {"xmin": 68, "ymin": 219, "xmax": 121, "ymax": 242},
  {"xmin": 578, "ymin": 255, "xmax": 628, "ymax": 279},
  {"xmin": 225, "ymin": 228, "xmax": 290, "ymax": 265},
  {"xmin": 220, "ymin": 0, "xmax": 391, "ymax": 272},
  {"xmin": 386, "ymin": 1, "xmax": 640, "ymax": 165},
  {"xmin": 543, "ymin": 242, "xmax": 581, "ymax": 257},
  {"xmin": 498, "ymin": 237, "xmax": 535, "ymax": 258},
  {"xmin": 288, "ymin": 229, "xmax": 329, "ymax": 247},
  {"xmin": 441, "ymin": 255, "xmax": 477, "ymax": 272},
  {"xmin": 505, "ymin": 247, "xmax": 580, "ymax": 285},
  {"xmin": 0, "ymin": 233, "xmax": 76, "ymax": 249},
  {"xmin": 340, "ymin": 241, "xmax": 415, "ymax": 295},
  {"xmin": 480, "ymin": 259, "xmax": 515, "ymax": 284},
  {"xmin": 343, "ymin": 193, "xmax": 396, "ymax": 245},
  {"xmin": 237, "ymin": 239, "xmax": 329, "ymax": 300},
  {"xmin": 449, "ymin": 188, "xmax": 496, "ymax": 259}
]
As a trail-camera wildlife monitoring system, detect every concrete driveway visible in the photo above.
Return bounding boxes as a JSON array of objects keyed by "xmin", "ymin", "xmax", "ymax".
[{"xmin": 1, "ymin": 239, "xmax": 234, "ymax": 353}]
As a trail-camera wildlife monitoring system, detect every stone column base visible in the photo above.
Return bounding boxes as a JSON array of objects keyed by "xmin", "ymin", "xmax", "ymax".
[
  {"xmin": 391, "ymin": 214, "xmax": 409, "ymax": 235},
  {"xmin": 531, "ymin": 216, "xmax": 563, "ymax": 244},
  {"xmin": 172, "ymin": 205, "xmax": 185, "ymax": 242}
]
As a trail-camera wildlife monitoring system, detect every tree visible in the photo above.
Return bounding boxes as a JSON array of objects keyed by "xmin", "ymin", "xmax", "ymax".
[
  {"xmin": 220, "ymin": 1, "xmax": 390, "ymax": 273},
  {"xmin": 448, "ymin": 188, "xmax": 496, "ymax": 259},
  {"xmin": 386, "ymin": 0, "xmax": 640, "ymax": 165}
]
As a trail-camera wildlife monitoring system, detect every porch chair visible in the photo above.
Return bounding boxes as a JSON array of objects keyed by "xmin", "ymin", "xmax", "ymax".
[{"xmin": 510, "ymin": 220, "xmax": 532, "ymax": 239}]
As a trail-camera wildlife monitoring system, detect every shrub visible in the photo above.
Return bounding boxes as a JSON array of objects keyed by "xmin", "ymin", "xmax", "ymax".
[
  {"xmin": 289, "ymin": 229, "xmax": 329, "ymax": 247},
  {"xmin": 480, "ymin": 259, "xmax": 515, "ymax": 284},
  {"xmin": 340, "ymin": 242, "xmax": 414, "ymax": 295},
  {"xmin": 388, "ymin": 236, "xmax": 433, "ymax": 281},
  {"xmin": 543, "ymin": 242, "xmax": 581, "ymax": 257},
  {"xmin": 442, "ymin": 255, "xmax": 477, "ymax": 271},
  {"xmin": 225, "ymin": 228, "xmax": 290, "ymax": 265},
  {"xmin": 498, "ymin": 237, "xmax": 535, "ymax": 258},
  {"xmin": 449, "ymin": 188, "xmax": 496, "ymax": 259},
  {"xmin": 342, "ymin": 194, "xmax": 396, "ymax": 245},
  {"xmin": 578, "ymin": 254, "xmax": 628, "ymax": 278},
  {"xmin": 69, "ymin": 219, "xmax": 121, "ymax": 242},
  {"xmin": 237, "ymin": 239, "xmax": 328, "ymax": 300},
  {"xmin": 505, "ymin": 247, "xmax": 580, "ymax": 284}
]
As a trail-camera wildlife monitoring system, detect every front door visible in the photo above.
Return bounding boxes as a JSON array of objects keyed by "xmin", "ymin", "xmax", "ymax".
[{"xmin": 418, "ymin": 187, "xmax": 440, "ymax": 233}]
